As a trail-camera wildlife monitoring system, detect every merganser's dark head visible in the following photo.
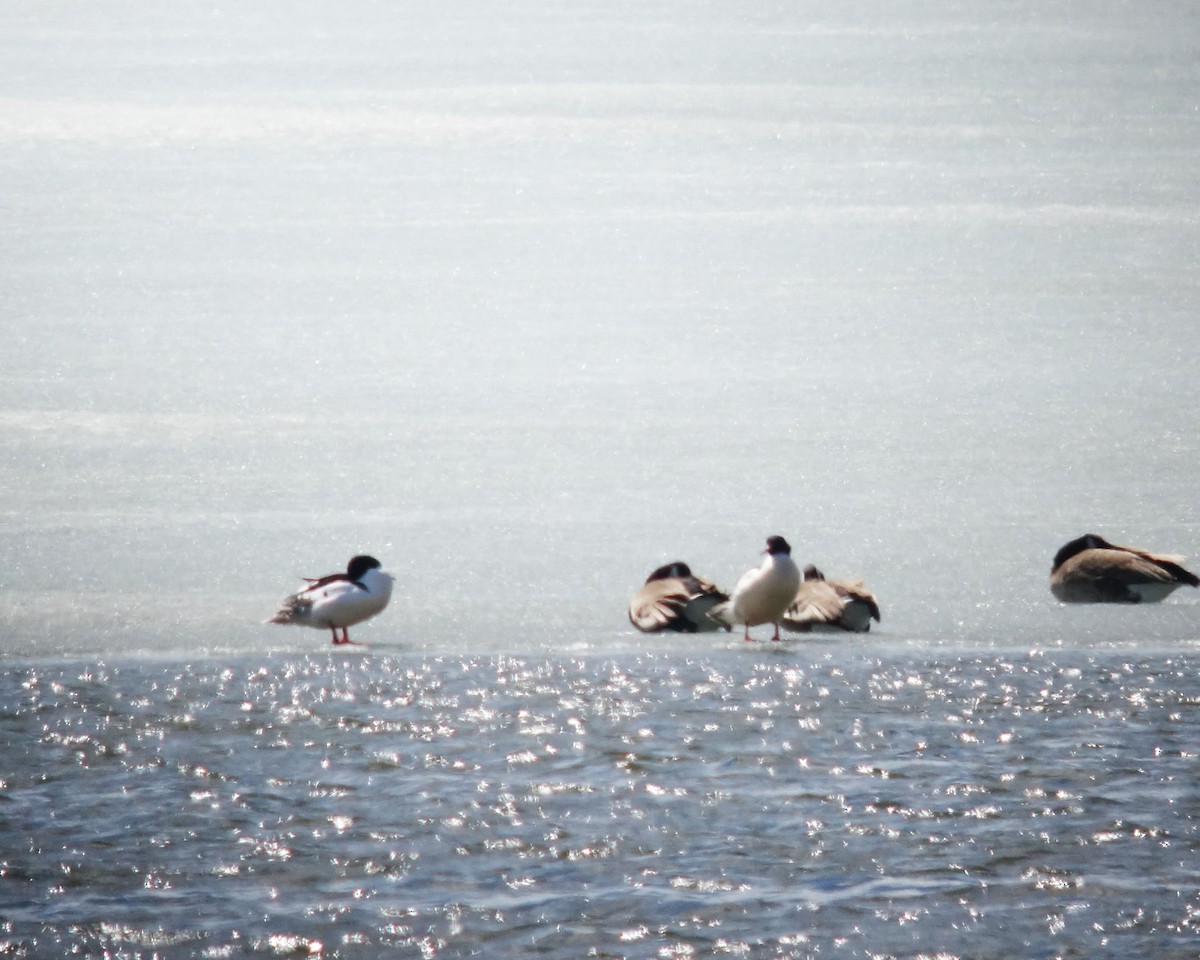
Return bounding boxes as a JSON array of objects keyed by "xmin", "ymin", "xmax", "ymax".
[
  {"xmin": 347, "ymin": 555, "xmax": 383, "ymax": 582},
  {"xmin": 765, "ymin": 536, "xmax": 792, "ymax": 556}
]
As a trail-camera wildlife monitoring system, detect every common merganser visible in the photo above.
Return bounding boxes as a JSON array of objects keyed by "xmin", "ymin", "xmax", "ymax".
[
  {"xmin": 709, "ymin": 536, "xmax": 801, "ymax": 642},
  {"xmin": 268, "ymin": 554, "xmax": 394, "ymax": 644}
]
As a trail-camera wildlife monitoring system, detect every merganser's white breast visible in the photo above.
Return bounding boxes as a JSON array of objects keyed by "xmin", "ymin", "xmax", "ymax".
[
  {"xmin": 729, "ymin": 550, "xmax": 801, "ymax": 627},
  {"xmin": 299, "ymin": 566, "xmax": 393, "ymax": 628}
]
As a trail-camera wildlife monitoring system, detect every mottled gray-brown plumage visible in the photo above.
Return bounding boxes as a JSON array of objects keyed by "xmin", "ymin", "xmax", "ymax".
[
  {"xmin": 783, "ymin": 564, "xmax": 881, "ymax": 633},
  {"xmin": 1050, "ymin": 534, "xmax": 1199, "ymax": 604},
  {"xmin": 629, "ymin": 561, "xmax": 730, "ymax": 633}
]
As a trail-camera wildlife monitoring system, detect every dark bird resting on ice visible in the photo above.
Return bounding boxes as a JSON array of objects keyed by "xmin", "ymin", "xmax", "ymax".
[
  {"xmin": 782, "ymin": 564, "xmax": 882, "ymax": 634},
  {"xmin": 1050, "ymin": 534, "xmax": 1199, "ymax": 604},
  {"xmin": 628, "ymin": 561, "xmax": 730, "ymax": 633}
]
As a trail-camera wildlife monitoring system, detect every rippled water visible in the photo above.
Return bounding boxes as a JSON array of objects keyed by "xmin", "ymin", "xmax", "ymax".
[{"xmin": 3, "ymin": 647, "xmax": 1198, "ymax": 958}]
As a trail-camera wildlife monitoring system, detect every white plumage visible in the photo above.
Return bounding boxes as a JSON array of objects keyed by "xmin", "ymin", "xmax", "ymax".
[
  {"xmin": 709, "ymin": 536, "xmax": 802, "ymax": 642},
  {"xmin": 268, "ymin": 554, "xmax": 394, "ymax": 645}
]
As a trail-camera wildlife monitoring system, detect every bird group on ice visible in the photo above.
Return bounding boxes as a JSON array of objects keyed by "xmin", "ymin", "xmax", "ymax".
[{"xmin": 268, "ymin": 532, "xmax": 1198, "ymax": 647}]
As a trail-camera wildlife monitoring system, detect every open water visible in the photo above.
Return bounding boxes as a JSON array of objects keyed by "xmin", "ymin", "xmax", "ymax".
[
  {"xmin": 2, "ymin": 0, "xmax": 1200, "ymax": 955},
  {"xmin": 4, "ymin": 648, "xmax": 1200, "ymax": 958}
]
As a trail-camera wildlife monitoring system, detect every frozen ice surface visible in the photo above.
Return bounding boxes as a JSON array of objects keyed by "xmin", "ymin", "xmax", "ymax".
[{"xmin": 1, "ymin": 1, "xmax": 1197, "ymax": 656}]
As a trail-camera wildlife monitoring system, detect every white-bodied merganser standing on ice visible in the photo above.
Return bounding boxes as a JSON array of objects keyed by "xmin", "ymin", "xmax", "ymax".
[
  {"xmin": 268, "ymin": 554, "xmax": 394, "ymax": 645},
  {"xmin": 709, "ymin": 535, "xmax": 802, "ymax": 642}
]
